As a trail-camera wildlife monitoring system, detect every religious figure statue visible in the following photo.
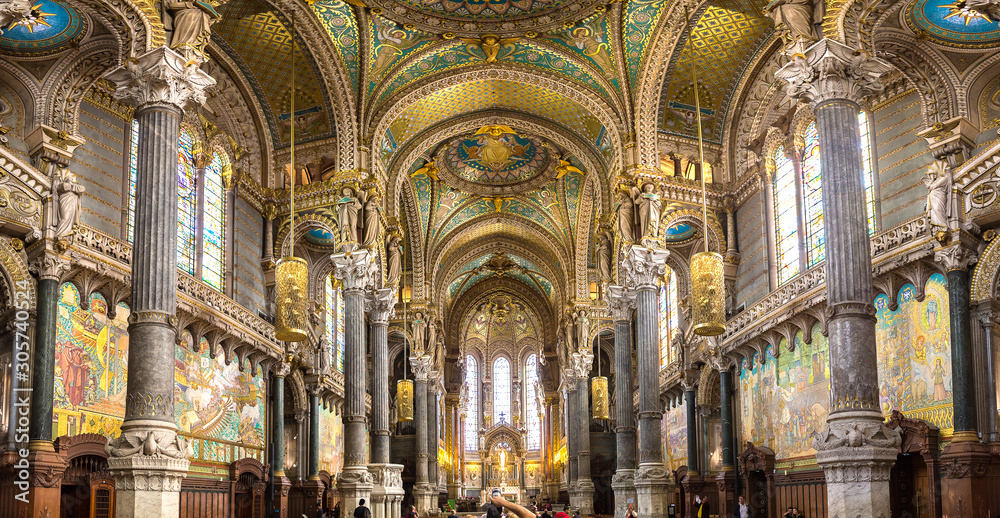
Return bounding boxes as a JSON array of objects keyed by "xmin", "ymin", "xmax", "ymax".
[
  {"xmin": 615, "ymin": 189, "xmax": 636, "ymax": 243},
  {"xmin": 52, "ymin": 169, "xmax": 85, "ymax": 241},
  {"xmin": 563, "ymin": 320, "xmax": 576, "ymax": 351},
  {"xmin": 632, "ymin": 182, "xmax": 662, "ymax": 241},
  {"xmin": 965, "ymin": 0, "xmax": 1000, "ymax": 21},
  {"xmin": 362, "ymin": 192, "xmax": 382, "ymax": 248},
  {"xmin": 385, "ymin": 232, "xmax": 402, "ymax": 286},
  {"xmin": 161, "ymin": 0, "xmax": 224, "ymax": 53},
  {"xmin": 0, "ymin": 0, "xmax": 33, "ymax": 34},
  {"xmin": 412, "ymin": 311, "xmax": 426, "ymax": 352},
  {"xmin": 923, "ymin": 161, "xmax": 952, "ymax": 231},
  {"xmin": 597, "ymin": 230, "xmax": 612, "ymax": 281},
  {"xmin": 763, "ymin": 0, "xmax": 823, "ymax": 44},
  {"xmin": 337, "ymin": 186, "xmax": 363, "ymax": 246},
  {"xmin": 427, "ymin": 319, "xmax": 437, "ymax": 355}
]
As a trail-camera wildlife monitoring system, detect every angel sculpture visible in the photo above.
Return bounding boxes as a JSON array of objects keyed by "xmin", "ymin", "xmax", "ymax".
[
  {"xmin": 337, "ymin": 186, "xmax": 363, "ymax": 246},
  {"xmin": 461, "ymin": 34, "xmax": 520, "ymax": 63},
  {"xmin": 632, "ymin": 182, "xmax": 662, "ymax": 241}
]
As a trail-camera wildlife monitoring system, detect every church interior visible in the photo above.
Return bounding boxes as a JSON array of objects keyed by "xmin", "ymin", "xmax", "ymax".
[{"xmin": 2, "ymin": 0, "xmax": 1000, "ymax": 516}]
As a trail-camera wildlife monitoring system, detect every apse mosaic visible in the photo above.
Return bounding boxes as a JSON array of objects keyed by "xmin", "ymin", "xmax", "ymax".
[
  {"xmin": 318, "ymin": 405, "xmax": 344, "ymax": 473},
  {"xmin": 398, "ymin": 0, "xmax": 573, "ymax": 18},
  {"xmin": 662, "ymin": 403, "xmax": 687, "ymax": 471},
  {"xmin": 908, "ymin": 0, "xmax": 1000, "ymax": 47},
  {"xmin": 0, "ymin": 0, "xmax": 85, "ymax": 54},
  {"xmin": 875, "ymin": 274, "xmax": 954, "ymax": 432},
  {"xmin": 368, "ymin": 15, "xmax": 435, "ymax": 90},
  {"xmin": 545, "ymin": 12, "xmax": 619, "ymax": 89},
  {"xmin": 52, "ymin": 285, "xmax": 130, "ymax": 438},
  {"xmin": 663, "ymin": 222, "xmax": 696, "ymax": 243},
  {"xmin": 449, "ymin": 131, "xmax": 543, "ymax": 185}
]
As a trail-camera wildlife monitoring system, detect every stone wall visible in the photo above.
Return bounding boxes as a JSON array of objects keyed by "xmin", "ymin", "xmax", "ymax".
[
  {"xmin": 71, "ymin": 99, "xmax": 129, "ymax": 237},
  {"xmin": 871, "ymin": 90, "xmax": 934, "ymax": 229},
  {"xmin": 734, "ymin": 188, "xmax": 769, "ymax": 309}
]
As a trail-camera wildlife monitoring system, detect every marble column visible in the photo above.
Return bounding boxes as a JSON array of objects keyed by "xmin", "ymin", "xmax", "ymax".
[
  {"xmin": 714, "ymin": 363, "xmax": 737, "ymax": 518},
  {"xmin": 573, "ymin": 351, "xmax": 595, "ymax": 515},
  {"xmin": 974, "ymin": 307, "xmax": 1000, "ymax": 443},
  {"xmin": 303, "ymin": 386, "xmax": 324, "ymax": 517},
  {"xmin": 620, "ymin": 245, "xmax": 672, "ymax": 517},
  {"xmin": 934, "ymin": 243, "xmax": 992, "ymax": 515},
  {"xmin": 332, "ymin": 250, "xmax": 378, "ymax": 518},
  {"xmin": 411, "ymin": 354, "xmax": 435, "ymax": 514},
  {"xmin": 776, "ymin": 39, "xmax": 899, "ymax": 518},
  {"xmin": 681, "ymin": 381, "xmax": 704, "ymax": 518},
  {"xmin": 271, "ymin": 368, "xmax": 292, "ymax": 516},
  {"xmin": 104, "ymin": 47, "xmax": 214, "ymax": 518},
  {"xmin": 608, "ymin": 286, "xmax": 637, "ymax": 518},
  {"xmin": 367, "ymin": 288, "xmax": 396, "ymax": 463},
  {"xmin": 564, "ymin": 371, "xmax": 579, "ymax": 502},
  {"xmin": 545, "ymin": 396, "xmax": 560, "ymax": 500},
  {"xmin": 428, "ymin": 383, "xmax": 440, "ymax": 495}
]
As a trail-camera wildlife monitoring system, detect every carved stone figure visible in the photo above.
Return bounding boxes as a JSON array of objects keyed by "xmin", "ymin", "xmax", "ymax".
[
  {"xmin": 0, "ymin": 0, "xmax": 33, "ymax": 33},
  {"xmin": 923, "ymin": 161, "xmax": 952, "ymax": 230},
  {"xmin": 362, "ymin": 192, "xmax": 382, "ymax": 247},
  {"xmin": 764, "ymin": 0, "xmax": 823, "ymax": 43},
  {"xmin": 412, "ymin": 311, "xmax": 426, "ymax": 352},
  {"xmin": 615, "ymin": 189, "xmax": 635, "ymax": 243},
  {"xmin": 337, "ymin": 186, "xmax": 363, "ymax": 245},
  {"xmin": 427, "ymin": 319, "xmax": 437, "ymax": 354},
  {"xmin": 385, "ymin": 233, "xmax": 402, "ymax": 286},
  {"xmin": 53, "ymin": 169, "xmax": 85, "ymax": 240},
  {"xmin": 632, "ymin": 182, "xmax": 661, "ymax": 240},
  {"xmin": 965, "ymin": 0, "xmax": 1000, "ymax": 22},
  {"xmin": 597, "ymin": 230, "xmax": 612, "ymax": 281},
  {"xmin": 162, "ymin": 0, "xmax": 223, "ymax": 52}
]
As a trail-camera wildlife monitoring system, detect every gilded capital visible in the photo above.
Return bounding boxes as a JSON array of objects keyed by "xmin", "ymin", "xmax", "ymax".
[
  {"xmin": 331, "ymin": 249, "xmax": 377, "ymax": 291},
  {"xmin": 607, "ymin": 285, "xmax": 637, "ymax": 322},
  {"xmin": 775, "ymin": 39, "xmax": 891, "ymax": 106},
  {"xmin": 105, "ymin": 47, "xmax": 216, "ymax": 111},
  {"xmin": 365, "ymin": 288, "xmax": 397, "ymax": 325},
  {"xmin": 620, "ymin": 245, "xmax": 669, "ymax": 289}
]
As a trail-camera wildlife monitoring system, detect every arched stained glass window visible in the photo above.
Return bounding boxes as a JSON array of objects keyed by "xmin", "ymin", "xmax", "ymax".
[
  {"xmin": 201, "ymin": 152, "xmax": 227, "ymax": 290},
  {"xmin": 127, "ymin": 120, "xmax": 139, "ymax": 242},
  {"xmin": 659, "ymin": 268, "xmax": 680, "ymax": 367},
  {"xmin": 176, "ymin": 128, "xmax": 198, "ymax": 274},
  {"xmin": 464, "ymin": 355, "xmax": 479, "ymax": 451},
  {"xmin": 773, "ymin": 145, "xmax": 799, "ymax": 284},
  {"xmin": 524, "ymin": 354, "xmax": 541, "ymax": 450},
  {"xmin": 859, "ymin": 111, "xmax": 878, "ymax": 233},
  {"xmin": 325, "ymin": 275, "xmax": 336, "ymax": 369},
  {"xmin": 493, "ymin": 357, "xmax": 511, "ymax": 425},
  {"xmin": 802, "ymin": 122, "xmax": 824, "ymax": 267}
]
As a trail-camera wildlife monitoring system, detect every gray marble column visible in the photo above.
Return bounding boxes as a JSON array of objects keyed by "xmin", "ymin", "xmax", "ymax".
[
  {"xmin": 428, "ymin": 383, "xmax": 440, "ymax": 492},
  {"xmin": 934, "ymin": 246, "xmax": 978, "ymax": 438},
  {"xmin": 104, "ymin": 47, "xmax": 214, "ymax": 518},
  {"xmin": 309, "ymin": 390, "xmax": 320, "ymax": 479},
  {"xmin": 367, "ymin": 288, "xmax": 396, "ymax": 463},
  {"xmin": 573, "ymin": 350, "xmax": 595, "ymax": 515},
  {"xmin": 27, "ymin": 276, "xmax": 58, "ymax": 444},
  {"xmin": 719, "ymin": 369, "xmax": 735, "ymax": 470},
  {"xmin": 332, "ymin": 250, "xmax": 378, "ymax": 515},
  {"xmin": 411, "ymin": 354, "xmax": 435, "ymax": 514},
  {"xmin": 272, "ymin": 370, "xmax": 289, "ymax": 477},
  {"xmin": 564, "ymin": 374, "xmax": 579, "ymax": 493},
  {"xmin": 620, "ymin": 245, "xmax": 671, "ymax": 516},
  {"xmin": 776, "ymin": 38, "xmax": 899, "ymax": 518},
  {"xmin": 609, "ymin": 286, "xmax": 637, "ymax": 518},
  {"xmin": 684, "ymin": 386, "xmax": 698, "ymax": 475}
]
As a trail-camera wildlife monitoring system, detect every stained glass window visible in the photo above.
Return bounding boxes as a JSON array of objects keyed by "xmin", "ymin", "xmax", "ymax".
[
  {"xmin": 659, "ymin": 269, "xmax": 681, "ymax": 367},
  {"xmin": 464, "ymin": 355, "xmax": 478, "ymax": 451},
  {"xmin": 127, "ymin": 120, "xmax": 139, "ymax": 243},
  {"xmin": 802, "ymin": 122, "xmax": 824, "ymax": 267},
  {"xmin": 201, "ymin": 152, "xmax": 227, "ymax": 290},
  {"xmin": 524, "ymin": 354, "xmax": 541, "ymax": 450},
  {"xmin": 773, "ymin": 146, "xmax": 800, "ymax": 284},
  {"xmin": 176, "ymin": 129, "xmax": 197, "ymax": 274},
  {"xmin": 325, "ymin": 275, "xmax": 336, "ymax": 369},
  {"xmin": 336, "ymin": 286, "xmax": 345, "ymax": 372},
  {"xmin": 859, "ymin": 111, "xmax": 878, "ymax": 233},
  {"xmin": 493, "ymin": 357, "xmax": 511, "ymax": 425}
]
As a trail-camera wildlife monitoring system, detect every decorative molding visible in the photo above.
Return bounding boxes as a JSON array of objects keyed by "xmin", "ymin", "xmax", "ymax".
[
  {"xmin": 104, "ymin": 47, "xmax": 215, "ymax": 110},
  {"xmin": 776, "ymin": 39, "xmax": 892, "ymax": 106}
]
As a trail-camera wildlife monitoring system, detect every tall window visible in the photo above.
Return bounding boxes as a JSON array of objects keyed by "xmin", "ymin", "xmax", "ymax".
[
  {"xmin": 493, "ymin": 357, "xmax": 511, "ymax": 425},
  {"xmin": 464, "ymin": 355, "xmax": 479, "ymax": 451},
  {"xmin": 659, "ymin": 268, "xmax": 679, "ymax": 367},
  {"xmin": 772, "ymin": 115, "xmax": 878, "ymax": 285},
  {"xmin": 325, "ymin": 275, "xmax": 345, "ymax": 371},
  {"xmin": 524, "ymin": 354, "xmax": 541, "ymax": 450},
  {"xmin": 127, "ymin": 125, "xmax": 228, "ymax": 291}
]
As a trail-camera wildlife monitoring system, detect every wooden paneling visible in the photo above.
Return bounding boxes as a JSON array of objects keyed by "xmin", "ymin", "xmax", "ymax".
[
  {"xmin": 772, "ymin": 469, "xmax": 827, "ymax": 518},
  {"xmin": 179, "ymin": 479, "xmax": 231, "ymax": 518}
]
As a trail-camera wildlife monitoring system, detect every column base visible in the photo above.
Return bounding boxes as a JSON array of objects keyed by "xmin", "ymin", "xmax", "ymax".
[
  {"xmin": 814, "ymin": 413, "xmax": 900, "ymax": 518},
  {"xmin": 634, "ymin": 464, "xmax": 673, "ymax": 518},
  {"xmin": 10, "ymin": 445, "xmax": 68, "ymax": 518},
  {"xmin": 413, "ymin": 483, "xmax": 436, "ymax": 516},
  {"xmin": 447, "ymin": 483, "xmax": 461, "ymax": 500},
  {"xmin": 338, "ymin": 466, "xmax": 374, "ymax": 518},
  {"xmin": 714, "ymin": 469, "xmax": 736, "ymax": 518},
  {"xmin": 272, "ymin": 476, "xmax": 291, "ymax": 518},
  {"xmin": 369, "ymin": 464, "xmax": 405, "ymax": 518},
  {"xmin": 611, "ymin": 469, "xmax": 637, "ymax": 518},
  {"xmin": 302, "ymin": 478, "xmax": 325, "ymax": 518},
  {"xmin": 107, "ymin": 455, "xmax": 189, "ymax": 518},
  {"xmin": 941, "ymin": 435, "xmax": 995, "ymax": 517},
  {"xmin": 575, "ymin": 479, "xmax": 595, "ymax": 515},
  {"xmin": 545, "ymin": 481, "xmax": 560, "ymax": 502}
]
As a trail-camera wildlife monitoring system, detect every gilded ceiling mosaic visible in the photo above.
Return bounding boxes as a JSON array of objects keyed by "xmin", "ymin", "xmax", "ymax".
[{"xmin": 361, "ymin": 0, "xmax": 608, "ymax": 37}]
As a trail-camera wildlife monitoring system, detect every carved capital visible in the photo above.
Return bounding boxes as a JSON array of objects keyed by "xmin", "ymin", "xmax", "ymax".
[
  {"xmin": 620, "ymin": 245, "xmax": 669, "ymax": 289},
  {"xmin": 813, "ymin": 419, "xmax": 901, "ymax": 452},
  {"xmin": 570, "ymin": 350, "xmax": 594, "ymax": 379},
  {"xmin": 106, "ymin": 427, "xmax": 193, "ymax": 461},
  {"xmin": 29, "ymin": 251, "xmax": 70, "ymax": 281},
  {"xmin": 934, "ymin": 243, "xmax": 977, "ymax": 271},
  {"xmin": 105, "ymin": 47, "xmax": 216, "ymax": 110},
  {"xmin": 332, "ymin": 249, "xmax": 377, "ymax": 291},
  {"xmin": 775, "ymin": 39, "xmax": 892, "ymax": 105},
  {"xmin": 365, "ymin": 288, "xmax": 397, "ymax": 325},
  {"xmin": 273, "ymin": 361, "xmax": 292, "ymax": 378},
  {"xmin": 410, "ymin": 354, "xmax": 435, "ymax": 381},
  {"xmin": 607, "ymin": 285, "xmax": 637, "ymax": 322}
]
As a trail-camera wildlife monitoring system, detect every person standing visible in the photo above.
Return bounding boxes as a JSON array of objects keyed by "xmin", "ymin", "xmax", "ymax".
[
  {"xmin": 405, "ymin": 505, "xmax": 419, "ymax": 518},
  {"xmin": 353, "ymin": 499, "xmax": 371, "ymax": 518},
  {"xmin": 696, "ymin": 495, "xmax": 709, "ymax": 518},
  {"xmin": 737, "ymin": 496, "xmax": 750, "ymax": 518}
]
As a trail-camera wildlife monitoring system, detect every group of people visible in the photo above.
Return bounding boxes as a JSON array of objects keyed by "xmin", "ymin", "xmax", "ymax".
[{"xmin": 782, "ymin": 507, "xmax": 805, "ymax": 518}]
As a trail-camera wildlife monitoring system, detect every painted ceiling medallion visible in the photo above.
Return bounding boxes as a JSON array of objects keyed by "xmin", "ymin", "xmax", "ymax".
[
  {"xmin": 365, "ymin": 0, "xmax": 605, "ymax": 37},
  {"xmin": 436, "ymin": 125, "xmax": 558, "ymax": 196},
  {"xmin": 908, "ymin": 0, "xmax": 1000, "ymax": 47},
  {"xmin": 0, "ymin": 0, "xmax": 85, "ymax": 55}
]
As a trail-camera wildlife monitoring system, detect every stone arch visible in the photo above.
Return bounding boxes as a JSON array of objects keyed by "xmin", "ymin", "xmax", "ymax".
[
  {"xmin": 874, "ymin": 32, "xmax": 958, "ymax": 125},
  {"xmin": 661, "ymin": 209, "xmax": 726, "ymax": 256}
]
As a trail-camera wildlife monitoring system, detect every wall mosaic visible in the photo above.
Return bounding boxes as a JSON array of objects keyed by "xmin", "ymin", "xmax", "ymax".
[
  {"xmin": 662, "ymin": 403, "xmax": 687, "ymax": 471},
  {"xmin": 0, "ymin": 0, "xmax": 86, "ymax": 55},
  {"xmin": 318, "ymin": 404, "xmax": 344, "ymax": 473},
  {"xmin": 875, "ymin": 273, "xmax": 953, "ymax": 433},
  {"xmin": 368, "ymin": 15, "xmax": 435, "ymax": 92},
  {"xmin": 624, "ymin": 0, "xmax": 668, "ymax": 93},
  {"xmin": 311, "ymin": 0, "xmax": 361, "ymax": 93}
]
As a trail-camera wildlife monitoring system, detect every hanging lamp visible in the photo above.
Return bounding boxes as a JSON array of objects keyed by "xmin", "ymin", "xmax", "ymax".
[
  {"xmin": 274, "ymin": 21, "xmax": 308, "ymax": 343},
  {"xmin": 591, "ymin": 259, "xmax": 610, "ymax": 420},
  {"xmin": 397, "ymin": 249, "xmax": 414, "ymax": 422},
  {"xmin": 689, "ymin": 36, "xmax": 726, "ymax": 337}
]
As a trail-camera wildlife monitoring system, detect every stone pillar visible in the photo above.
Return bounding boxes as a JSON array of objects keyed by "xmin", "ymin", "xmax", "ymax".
[
  {"xmin": 620, "ymin": 245, "xmax": 672, "ymax": 516},
  {"xmin": 271, "ymin": 367, "xmax": 291, "ymax": 516},
  {"xmin": 545, "ymin": 396, "xmax": 560, "ymax": 500},
  {"xmin": 714, "ymin": 363, "xmax": 737, "ymax": 518},
  {"xmin": 608, "ymin": 286, "xmax": 637, "ymax": 518},
  {"xmin": 681, "ymin": 381, "xmax": 704, "ymax": 517},
  {"xmin": 367, "ymin": 288, "xmax": 396, "ymax": 463},
  {"xmin": 332, "ymin": 250, "xmax": 378, "ymax": 518},
  {"xmin": 974, "ymin": 306, "xmax": 1000, "ymax": 443},
  {"xmin": 935, "ymin": 242, "xmax": 993, "ymax": 515},
  {"xmin": 564, "ymin": 372, "xmax": 579, "ymax": 503},
  {"xmin": 369, "ymin": 464, "xmax": 405, "ymax": 518},
  {"xmin": 103, "ymin": 47, "xmax": 214, "ymax": 518},
  {"xmin": 411, "ymin": 354, "xmax": 435, "ymax": 514},
  {"xmin": 428, "ymin": 383, "xmax": 440, "ymax": 496},
  {"xmin": 573, "ymin": 351, "xmax": 595, "ymax": 514},
  {"xmin": 776, "ymin": 38, "xmax": 899, "ymax": 518},
  {"xmin": 302, "ymin": 385, "xmax": 324, "ymax": 517},
  {"xmin": 446, "ymin": 396, "xmax": 462, "ymax": 499}
]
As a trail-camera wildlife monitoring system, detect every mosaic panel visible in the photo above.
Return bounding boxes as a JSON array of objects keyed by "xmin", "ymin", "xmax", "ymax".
[
  {"xmin": 367, "ymin": 15, "xmax": 435, "ymax": 92},
  {"xmin": 544, "ymin": 11, "xmax": 620, "ymax": 91},
  {"xmin": 311, "ymin": 0, "xmax": 361, "ymax": 95},
  {"xmin": 624, "ymin": 0, "xmax": 668, "ymax": 93},
  {"xmin": 662, "ymin": 403, "xmax": 687, "ymax": 471},
  {"xmin": 318, "ymin": 404, "xmax": 344, "ymax": 473}
]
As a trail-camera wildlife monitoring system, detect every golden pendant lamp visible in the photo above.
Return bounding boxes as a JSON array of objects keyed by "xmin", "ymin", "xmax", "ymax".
[
  {"xmin": 397, "ymin": 247, "xmax": 414, "ymax": 422},
  {"xmin": 274, "ymin": 25, "xmax": 309, "ymax": 343},
  {"xmin": 689, "ymin": 38, "xmax": 726, "ymax": 338},
  {"xmin": 591, "ymin": 279, "xmax": 610, "ymax": 420}
]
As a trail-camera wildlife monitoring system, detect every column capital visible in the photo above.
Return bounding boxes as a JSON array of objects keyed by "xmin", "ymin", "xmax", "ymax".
[
  {"xmin": 332, "ymin": 249, "xmax": 377, "ymax": 291},
  {"xmin": 105, "ymin": 47, "xmax": 215, "ymax": 111},
  {"xmin": 570, "ymin": 350, "xmax": 594, "ymax": 379},
  {"xmin": 411, "ymin": 354, "xmax": 435, "ymax": 381},
  {"xmin": 273, "ymin": 361, "xmax": 293, "ymax": 378},
  {"xmin": 29, "ymin": 251, "xmax": 71, "ymax": 281},
  {"xmin": 620, "ymin": 245, "xmax": 669, "ymax": 289},
  {"xmin": 607, "ymin": 285, "xmax": 637, "ymax": 322},
  {"xmin": 934, "ymin": 241, "xmax": 978, "ymax": 272},
  {"xmin": 366, "ymin": 287, "xmax": 397, "ymax": 325},
  {"xmin": 775, "ymin": 39, "xmax": 892, "ymax": 106}
]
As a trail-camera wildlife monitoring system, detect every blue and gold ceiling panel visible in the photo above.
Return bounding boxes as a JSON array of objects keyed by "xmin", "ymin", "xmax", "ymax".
[
  {"xmin": 657, "ymin": 0, "xmax": 771, "ymax": 143},
  {"xmin": 562, "ymin": 167, "xmax": 583, "ymax": 228},
  {"xmin": 624, "ymin": 0, "xmax": 669, "ymax": 93},
  {"xmin": 907, "ymin": 0, "xmax": 1000, "ymax": 47},
  {"xmin": 543, "ymin": 10, "xmax": 621, "ymax": 93},
  {"xmin": 0, "ymin": 0, "xmax": 86, "ymax": 55},
  {"xmin": 367, "ymin": 15, "xmax": 436, "ymax": 94},
  {"xmin": 447, "ymin": 252, "xmax": 553, "ymax": 303},
  {"xmin": 311, "ymin": 0, "xmax": 360, "ymax": 91}
]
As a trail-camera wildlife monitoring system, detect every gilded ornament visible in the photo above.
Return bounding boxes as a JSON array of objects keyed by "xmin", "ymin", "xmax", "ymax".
[
  {"xmin": 691, "ymin": 251, "xmax": 725, "ymax": 336},
  {"xmin": 397, "ymin": 379, "xmax": 414, "ymax": 422},
  {"xmin": 9, "ymin": 237, "xmax": 23, "ymax": 251},
  {"xmin": 275, "ymin": 256, "xmax": 308, "ymax": 342},
  {"xmin": 591, "ymin": 376, "xmax": 609, "ymax": 420}
]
